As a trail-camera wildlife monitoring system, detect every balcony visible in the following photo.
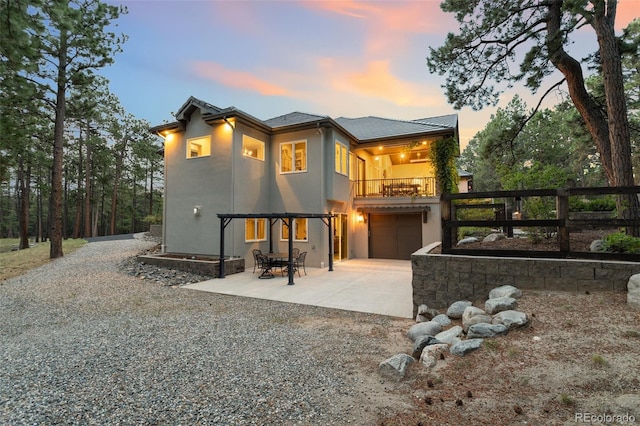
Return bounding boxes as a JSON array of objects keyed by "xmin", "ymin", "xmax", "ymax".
[{"xmin": 354, "ymin": 177, "xmax": 437, "ymax": 198}]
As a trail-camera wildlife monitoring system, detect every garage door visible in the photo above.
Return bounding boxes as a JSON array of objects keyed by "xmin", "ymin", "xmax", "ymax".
[{"xmin": 369, "ymin": 213, "xmax": 422, "ymax": 259}]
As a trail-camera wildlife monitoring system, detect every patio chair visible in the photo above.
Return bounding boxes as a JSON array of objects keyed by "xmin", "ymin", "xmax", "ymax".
[
  {"xmin": 252, "ymin": 249, "xmax": 263, "ymax": 273},
  {"xmin": 293, "ymin": 251, "xmax": 307, "ymax": 276},
  {"xmin": 292, "ymin": 248, "xmax": 300, "ymax": 260}
]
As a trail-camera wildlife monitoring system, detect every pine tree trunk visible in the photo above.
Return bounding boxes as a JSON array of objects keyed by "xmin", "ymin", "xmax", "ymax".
[{"xmin": 49, "ymin": 32, "xmax": 67, "ymax": 259}]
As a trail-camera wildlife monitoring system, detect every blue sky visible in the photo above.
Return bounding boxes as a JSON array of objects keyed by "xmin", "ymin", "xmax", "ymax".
[{"xmin": 102, "ymin": 0, "xmax": 638, "ymax": 149}]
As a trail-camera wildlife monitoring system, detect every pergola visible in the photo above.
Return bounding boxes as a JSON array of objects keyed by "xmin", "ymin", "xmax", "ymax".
[{"xmin": 217, "ymin": 212, "xmax": 335, "ymax": 285}]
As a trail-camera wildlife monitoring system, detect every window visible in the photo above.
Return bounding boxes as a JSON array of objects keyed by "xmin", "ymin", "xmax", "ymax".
[
  {"xmin": 242, "ymin": 135, "xmax": 265, "ymax": 161},
  {"xmin": 245, "ymin": 218, "xmax": 267, "ymax": 242},
  {"xmin": 280, "ymin": 141, "xmax": 307, "ymax": 173},
  {"xmin": 187, "ymin": 136, "xmax": 211, "ymax": 158},
  {"xmin": 281, "ymin": 218, "xmax": 308, "ymax": 241},
  {"xmin": 335, "ymin": 141, "xmax": 348, "ymax": 175}
]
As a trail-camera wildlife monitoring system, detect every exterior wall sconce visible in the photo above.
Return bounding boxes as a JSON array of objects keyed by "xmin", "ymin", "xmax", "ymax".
[
  {"xmin": 193, "ymin": 206, "xmax": 201, "ymax": 216},
  {"xmin": 357, "ymin": 213, "xmax": 367, "ymax": 224}
]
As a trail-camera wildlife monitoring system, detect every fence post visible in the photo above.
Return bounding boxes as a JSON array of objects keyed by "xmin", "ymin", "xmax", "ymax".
[
  {"xmin": 441, "ymin": 196, "xmax": 454, "ymax": 251},
  {"xmin": 557, "ymin": 189, "xmax": 570, "ymax": 253}
]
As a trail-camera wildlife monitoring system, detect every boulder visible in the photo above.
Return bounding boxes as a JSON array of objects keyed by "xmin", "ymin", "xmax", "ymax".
[
  {"xmin": 483, "ymin": 233, "xmax": 505, "ymax": 242},
  {"xmin": 462, "ymin": 306, "xmax": 492, "ymax": 332},
  {"xmin": 416, "ymin": 304, "xmax": 439, "ymax": 322},
  {"xmin": 489, "ymin": 285, "xmax": 522, "ymax": 299},
  {"xmin": 412, "ymin": 335, "xmax": 443, "ymax": 359},
  {"xmin": 590, "ymin": 239, "xmax": 605, "ymax": 252},
  {"xmin": 419, "ymin": 343, "xmax": 450, "ymax": 368},
  {"xmin": 485, "ymin": 296, "xmax": 518, "ymax": 315},
  {"xmin": 407, "ymin": 321, "xmax": 442, "ymax": 341},
  {"xmin": 446, "ymin": 300, "xmax": 472, "ymax": 319},
  {"xmin": 457, "ymin": 237, "xmax": 479, "ymax": 246},
  {"xmin": 450, "ymin": 338, "xmax": 484, "ymax": 356},
  {"xmin": 492, "ymin": 310, "xmax": 529, "ymax": 329},
  {"xmin": 431, "ymin": 314, "xmax": 452, "ymax": 327},
  {"xmin": 434, "ymin": 325, "xmax": 463, "ymax": 345},
  {"xmin": 628, "ymin": 274, "xmax": 640, "ymax": 309},
  {"xmin": 467, "ymin": 323, "xmax": 508, "ymax": 339},
  {"xmin": 378, "ymin": 353, "xmax": 414, "ymax": 381}
]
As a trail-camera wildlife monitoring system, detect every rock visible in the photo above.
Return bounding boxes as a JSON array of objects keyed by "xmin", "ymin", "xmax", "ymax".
[
  {"xmin": 462, "ymin": 306, "xmax": 492, "ymax": 332},
  {"xmin": 446, "ymin": 300, "xmax": 472, "ymax": 319},
  {"xmin": 590, "ymin": 239, "xmax": 605, "ymax": 252},
  {"xmin": 407, "ymin": 321, "xmax": 442, "ymax": 341},
  {"xmin": 416, "ymin": 304, "xmax": 439, "ymax": 322},
  {"xmin": 489, "ymin": 285, "xmax": 522, "ymax": 299},
  {"xmin": 467, "ymin": 323, "xmax": 508, "ymax": 338},
  {"xmin": 485, "ymin": 296, "xmax": 518, "ymax": 314},
  {"xmin": 419, "ymin": 343, "xmax": 450, "ymax": 368},
  {"xmin": 450, "ymin": 339, "xmax": 484, "ymax": 356},
  {"xmin": 431, "ymin": 314, "xmax": 452, "ymax": 327},
  {"xmin": 483, "ymin": 233, "xmax": 505, "ymax": 242},
  {"xmin": 457, "ymin": 237, "xmax": 479, "ymax": 246},
  {"xmin": 628, "ymin": 274, "xmax": 640, "ymax": 309},
  {"xmin": 378, "ymin": 353, "xmax": 414, "ymax": 381},
  {"xmin": 412, "ymin": 335, "xmax": 444, "ymax": 359},
  {"xmin": 435, "ymin": 325, "xmax": 463, "ymax": 345},
  {"xmin": 492, "ymin": 310, "xmax": 529, "ymax": 329}
]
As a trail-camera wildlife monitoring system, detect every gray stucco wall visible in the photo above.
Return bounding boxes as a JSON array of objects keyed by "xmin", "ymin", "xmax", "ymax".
[{"xmin": 411, "ymin": 244, "xmax": 640, "ymax": 316}]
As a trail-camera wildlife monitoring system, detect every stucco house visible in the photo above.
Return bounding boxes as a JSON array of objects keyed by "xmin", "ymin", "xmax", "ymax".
[{"xmin": 149, "ymin": 96, "xmax": 462, "ymax": 269}]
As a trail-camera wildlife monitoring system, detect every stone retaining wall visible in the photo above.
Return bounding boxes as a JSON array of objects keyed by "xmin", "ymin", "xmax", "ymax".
[
  {"xmin": 411, "ymin": 243, "xmax": 640, "ymax": 317},
  {"xmin": 137, "ymin": 255, "xmax": 244, "ymax": 277}
]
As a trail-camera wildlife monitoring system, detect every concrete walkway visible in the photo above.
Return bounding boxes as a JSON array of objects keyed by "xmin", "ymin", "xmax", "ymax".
[{"xmin": 183, "ymin": 258, "xmax": 413, "ymax": 318}]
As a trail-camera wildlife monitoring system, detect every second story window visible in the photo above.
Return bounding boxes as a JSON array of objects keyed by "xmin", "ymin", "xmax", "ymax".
[
  {"xmin": 280, "ymin": 141, "xmax": 307, "ymax": 173},
  {"xmin": 187, "ymin": 136, "xmax": 211, "ymax": 159},
  {"xmin": 335, "ymin": 141, "xmax": 348, "ymax": 175},
  {"xmin": 242, "ymin": 135, "xmax": 265, "ymax": 161}
]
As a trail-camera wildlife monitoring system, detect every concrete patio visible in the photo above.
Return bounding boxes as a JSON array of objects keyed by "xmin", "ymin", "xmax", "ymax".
[{"xmin": 183, "ymin": 258, "xmax": 413, "ymax": 318}]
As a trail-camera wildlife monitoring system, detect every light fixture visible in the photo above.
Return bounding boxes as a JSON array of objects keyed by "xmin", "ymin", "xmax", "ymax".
[
  {"xmin": 193, "ymin": 206, "xmax": 201, "ymax": 216},
  {"xmin": 223, "ymin": 117, "xmax": 235, "ymax": 129},
  {"xmin": 357, "ymin": 213, "xmax": 367, "ymax": 224}
]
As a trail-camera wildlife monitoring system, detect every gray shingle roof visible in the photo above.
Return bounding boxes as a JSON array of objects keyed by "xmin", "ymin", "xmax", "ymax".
[
  {"xmin": 264, "ymin": 112, "xmax": 328, "ymax": 128},
  {"xmin": 334, "ymin": 116, "xmax": 456, "ymax": 141},
  {"xmin": 171, "ymin": 97, "xmax": 457, "ymax": 142}
]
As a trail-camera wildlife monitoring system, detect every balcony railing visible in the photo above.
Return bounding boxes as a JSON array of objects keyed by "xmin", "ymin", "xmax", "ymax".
[{"xmin": 354, "ymin": 177, "xmax": 437, "ymax": 198}]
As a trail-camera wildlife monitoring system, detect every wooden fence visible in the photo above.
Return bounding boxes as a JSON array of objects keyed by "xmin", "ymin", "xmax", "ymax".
[{"xmin": 441, "ymin": 186, "xmax": 640, "ymax": 261}]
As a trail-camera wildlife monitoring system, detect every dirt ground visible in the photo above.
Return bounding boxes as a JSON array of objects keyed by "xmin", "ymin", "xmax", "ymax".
[{"xmin": 303, "ymin": 230, "xmax": 640, "ymax": 425}]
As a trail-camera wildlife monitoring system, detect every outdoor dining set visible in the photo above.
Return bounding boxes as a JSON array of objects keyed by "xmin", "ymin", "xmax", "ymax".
[{"xmin": 252, "ymin": 248, "xmax": 307, "ymax": 279}]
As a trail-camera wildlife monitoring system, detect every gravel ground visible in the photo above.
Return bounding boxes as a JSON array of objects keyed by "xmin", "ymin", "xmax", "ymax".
[{"xmin": 0, "ymin": 234, "xmax": 414, "ymax": 425}]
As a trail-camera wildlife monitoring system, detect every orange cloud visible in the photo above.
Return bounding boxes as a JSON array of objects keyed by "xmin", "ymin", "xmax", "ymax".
[
  {"xmin": 335, "ymin": 60, "xmax": 443, "ymax": 108},
  {"xmin": 190, "ymin": 61, "xmax": 290, "ymax": 97}
]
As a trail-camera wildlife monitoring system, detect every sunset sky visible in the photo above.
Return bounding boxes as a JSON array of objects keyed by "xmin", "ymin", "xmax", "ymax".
[{"xmin": 103, "ymin": 0, "xmax": 639, "ymax": 149}]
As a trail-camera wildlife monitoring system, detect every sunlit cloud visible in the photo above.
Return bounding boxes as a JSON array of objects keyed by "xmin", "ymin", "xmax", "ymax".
[
  {"xmin": 616, "ymin": 0, "xmax": 639, "ymax": 30},
  {"xmin": 190, "ymin": 62, "xmax": 291, "ymax": 97},
  {"xmin": 320, "ymin": 59, "xmax": 444, "ymax": 108}
]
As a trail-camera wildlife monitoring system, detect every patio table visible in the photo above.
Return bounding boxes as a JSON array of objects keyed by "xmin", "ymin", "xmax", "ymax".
[{"xmin": 258, "ymin": 253, "xmax": 287, "ymax": 279}]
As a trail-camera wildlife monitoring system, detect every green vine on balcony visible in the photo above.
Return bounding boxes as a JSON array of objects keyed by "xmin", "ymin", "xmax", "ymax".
[{"xmin": 429, "ymin": 137, "xmax": 459, "ymax": 194}]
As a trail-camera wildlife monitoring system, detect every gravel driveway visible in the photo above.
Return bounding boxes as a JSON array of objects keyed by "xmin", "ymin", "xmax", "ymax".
[{"xmin": 0, "ymin": 236, "xmax": 413, "ymax": 425}]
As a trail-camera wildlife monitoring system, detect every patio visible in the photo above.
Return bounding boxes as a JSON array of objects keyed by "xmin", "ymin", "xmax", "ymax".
[{"xmin": 183, "ymin": 258, "xmax": 413, "ymax": 318}]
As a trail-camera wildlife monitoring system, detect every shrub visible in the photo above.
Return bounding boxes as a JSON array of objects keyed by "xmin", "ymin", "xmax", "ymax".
[
  {"xmin": 142, "ymin": 214, "xmax": 163, "ymax": 225},
  {"xmin": 602, "ymin": 232, "xmax": 640, "ymax": 254}
]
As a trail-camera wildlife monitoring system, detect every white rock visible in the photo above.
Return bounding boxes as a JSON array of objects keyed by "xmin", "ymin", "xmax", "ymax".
[
  {"xmin": 492, "ymin": 310, "xmax": 529, "ymax": 329},
  {"xmin": 407, "ymin": 321, "xmax": 442, "ymax": 341},
  {"xmin": 483, "ymin": 233, "xmax": 505, "ymax": 242},
  {"xmin": 419, "ymin": 343, "xmax": 450, "ymax": 368},
  {"xmin": 446, "ymin": 300, "xmax": 472, "ymax": 319},
  {"xmin": 489, "ymin": 285, "xmax": 523, "ymax": 299},
  {"xmin": 628, "ymin": 274, "xmax": 640, "ymax": 309},
  {"xmin": 485, "ymin": 296, "xmax": 518, "ymax": 314},
  {"xmin": 378, "ymin": 353, "xmax": 414, "ymax": 381},
  {"xmin": 462, "ymin": 306, "xmax": 492, "ymax": 332},
  {"xmin": 435, "ymin": 325, "xmax": 463, "ymax": 345},
  {"xmin": 431, "ymin": 314, "xmax": 452, "ymax": 327}
]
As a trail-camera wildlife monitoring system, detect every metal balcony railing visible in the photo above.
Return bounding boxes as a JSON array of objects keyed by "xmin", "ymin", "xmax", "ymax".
[{"xmin": 354, "ymin": 177, "xmax": 437, "ymax": 198}]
